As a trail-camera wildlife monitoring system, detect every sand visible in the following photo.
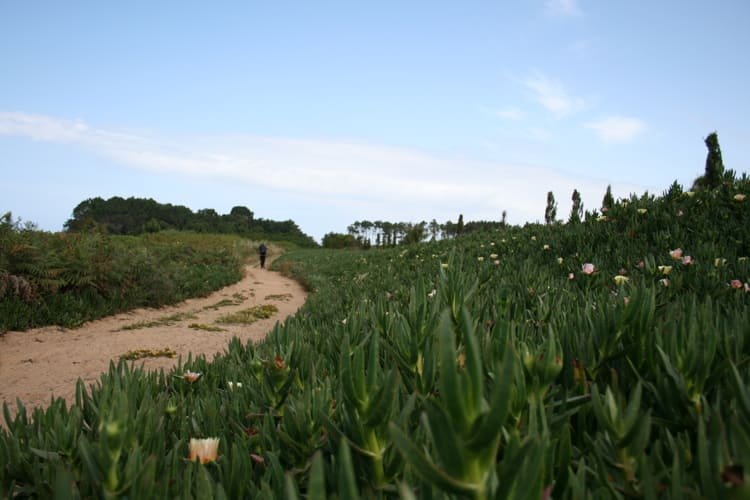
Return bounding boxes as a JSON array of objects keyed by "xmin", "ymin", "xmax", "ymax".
[{"xmin": 0, "ymin": 263, "xmax": 307, "ymax": 421}]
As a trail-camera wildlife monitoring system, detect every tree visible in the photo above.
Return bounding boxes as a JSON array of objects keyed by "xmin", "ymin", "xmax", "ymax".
[
  {"xmin": 322, "ymin": 232, "xmax": 359, "ymax": 249},
  {"xmin": 601, "ymin": 185, "xmax": 614, "ymax": 212},
  {"xmin": 457, "ymin": 214, "xmax": 464, "ymax": 236},
  {"xmin": 501, "ymin": 210, "xmax": 507, "ymax": 226},
  {"xmin": 230, "ymin": 206, "xmax": 254, "ymax": 220},
  {"xmin": 693, "ymin": 131, "xmax": 725, "ymax": 190},
  {"xmin": 428, "ymin": 219, "xmax": 441, "ymax": 241},
  {"xmin": 544, "ymin": 191, "xmax": 557, "ymax": 224},
  {"xmin": 569, "ymin": 189, "xmax": 583, "ymax": 224}
]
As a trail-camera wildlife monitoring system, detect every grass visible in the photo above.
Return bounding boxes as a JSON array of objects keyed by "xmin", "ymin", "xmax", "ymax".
[
  {"xmin": 264, "ymin": 293, "xmax": 293, "ymax": 301},
  {"xmin": 188, "ymin": 323, "xmax": 228, "ymax": 332},
  {"xmin": 202, "ymin": 292, "xmax": 247, "ymax": 310},
  {"xmin": 118, "ymin": 347, "xmax": 177, "ymax": 361},
  {"xmin": 117, "ymin": 311, "xmax": 198, "ymax": 331},
  {"xmin": 215, "ymin": 304, "xmax": 279, "ymax": 325}
]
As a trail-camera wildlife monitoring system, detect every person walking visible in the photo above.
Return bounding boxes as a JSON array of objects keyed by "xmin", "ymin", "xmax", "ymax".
[{"xmin": 258, "ymin": 242, "xmax": 267, "ymax": 269}]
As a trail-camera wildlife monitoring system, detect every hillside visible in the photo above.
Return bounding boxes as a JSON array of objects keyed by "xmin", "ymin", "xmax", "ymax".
[{"xmin": 2, "ymin": 174, "xmax": 750, "ymax": 497}]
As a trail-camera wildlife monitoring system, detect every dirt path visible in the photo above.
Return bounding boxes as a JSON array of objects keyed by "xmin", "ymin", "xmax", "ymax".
[{"xmin": 0, "ymin": 263, "xmax": 307, "ymax": 419}]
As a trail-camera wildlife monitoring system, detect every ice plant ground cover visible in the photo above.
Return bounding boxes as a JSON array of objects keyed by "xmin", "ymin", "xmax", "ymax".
[
  {"xmin": 0, "ymin": 227, "xmax": 257, "ymax": 331},
  {"xmin": 1, "ymin": 176, "xmax": 750, "ymax": 498}
]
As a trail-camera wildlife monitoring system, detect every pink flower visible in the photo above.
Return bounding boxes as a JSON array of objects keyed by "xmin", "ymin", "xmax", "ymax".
[
  {"xmin": 669, "ymin": 248, "xmax": 683, "ymax": 260},
  {"xmin": 183, "ymin": 371, "xmax": 202, "ymax": 383},
  {"xmin": 568, "ymin": 272, "xmax": 575, "ymax": 280},
  {"xmin": 730, "ymin": 279, "xmax": 743, "ymax": 289},
  {"xmin": 681, "ymin": 255, "xmax": 693, "ymax": 266},
  {"xmin": 660, "ymin": 278, "xmax": 670, "ymax": 287},
  {"xmin": 582, "ymin": 263, "xmax": 595, "ymax": 275},
  {"xmin": 636, "ymin": 260, "xmax": 645, "ymax": 269}
]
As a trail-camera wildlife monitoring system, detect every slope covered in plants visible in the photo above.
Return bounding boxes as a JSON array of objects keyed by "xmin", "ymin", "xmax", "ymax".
[{"xmin": 1, "ymin": 175, "xmax": 749, "ymax": 498}]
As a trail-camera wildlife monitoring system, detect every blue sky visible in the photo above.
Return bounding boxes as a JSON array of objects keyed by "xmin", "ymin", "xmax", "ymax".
[{"xmin": 1, "ymin": 1, "xmax": 749, "ymax": 241}]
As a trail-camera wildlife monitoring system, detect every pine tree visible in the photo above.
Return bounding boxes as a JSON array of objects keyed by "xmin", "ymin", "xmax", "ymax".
[
  {"xmin": 457, "ymin": 214, "xmax": 464, "ymax": 235},
  {"xmin": 544, "ymin": 191, "xmax": 557, "ymax": 224}
]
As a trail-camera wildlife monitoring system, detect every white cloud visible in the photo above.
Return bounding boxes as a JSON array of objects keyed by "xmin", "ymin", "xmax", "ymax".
[
  {"xmin": 585, "ymin": 116, "xmax": 646, "ymax": 143},
  {"xmin": 523, "ymin": 73, "xmax": 586, "ymax": 117},
  {"xmin": 0, "ymin": 111, "xmax": 653, "ymax": 237},
  {"xmin": 545, "ymin": 0, "xmax": 582, "ymax": 17}
]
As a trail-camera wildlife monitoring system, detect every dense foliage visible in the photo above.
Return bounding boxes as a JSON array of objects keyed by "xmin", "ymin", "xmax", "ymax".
[
  {"xmin": 0, "ymin": 221, "xmax": 255, "ymax": 331},
  {"xmin": 2, "ymin": 174, "xmax": 750, "ymax": 498},
  {"xmin": 327, "ymin": 218, "xmax": 507, "ymax": 249},
  {"xmin": 64, "ymin": 196, "xmax": 317, "ymax": 248}
]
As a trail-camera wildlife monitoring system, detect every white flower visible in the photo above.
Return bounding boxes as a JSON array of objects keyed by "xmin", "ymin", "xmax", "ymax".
[
  {"xmin": 188, "ymin": 438, "xmax": 220, "ymax": 464},
  {"xmin": 183, "ymin": 371, "xmax": 202, "ymax": 383},
  {"xmin": 658, "ymin": 265, "xmax": 673, "ymax": 275}
]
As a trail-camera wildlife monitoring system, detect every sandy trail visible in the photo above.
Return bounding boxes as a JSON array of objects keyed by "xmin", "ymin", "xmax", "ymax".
[{"xmin": 0, "ymin": 263, "xmax": 306, "ymax": 419}]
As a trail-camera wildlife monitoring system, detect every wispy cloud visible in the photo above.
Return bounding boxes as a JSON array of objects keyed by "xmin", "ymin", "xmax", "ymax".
[
  {"xmin": 0, "ymin": 111, "xmax": 652, "ymax": 233},
  {"xmin": 522, "ymin": 73, "xmax": 586, "ymax": 117},
  {"xmin": 584, "ymin": 116, "xmax": 646, "ymax": 143},
  {"xmin": 544, "ymin": 0, "xmax": 582, "ymax": 17}
]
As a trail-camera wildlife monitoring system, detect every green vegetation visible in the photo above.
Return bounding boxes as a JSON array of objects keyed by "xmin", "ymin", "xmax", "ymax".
[
  {"xmin": 0, "ymin": 226, "xmax": 254, "ymax": 331},
  {"xmin": 117, "ymin": 312, "xmax": 199, "ymax": 331},
  {"xmin": 188, "ymin": 323, "xmax": 228, "ymax": 332},
  {"xmin": 264, "ymin": 293, "xmax": 293, "ymax": 301},
  {"xmin": 3, "ymin": 171, "xmax": 748, "ymax": 498},
  {"xmin": 64, "ymin": 196, "xmax": 317, "ymax": 247},
  {"xmin": 203, "ymin": 293, "xmax": 248, "ymax": 310},
  {"xmin": 215, "ymin": 304, "xmax": 279, "ymax": 325},
  {"xmin": 119, "ymin": 348, "xmax": 178, "ymax": 361},
  {"xmin": 2, "ymin": 136, "xmax": 750, "ymax": 497}
]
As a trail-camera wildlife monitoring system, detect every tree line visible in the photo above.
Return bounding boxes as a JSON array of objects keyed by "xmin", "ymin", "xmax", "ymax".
[
  {"xmin": 322, "ymin": 212, "xmax": 510, "ymax": 249},
  {"xmin": 331, "ymin": 132, "xmax": 735, "ymax": 249},
  {"xmin": 64, "ymin": 197, "xmax": 318, "ymax": 247}
]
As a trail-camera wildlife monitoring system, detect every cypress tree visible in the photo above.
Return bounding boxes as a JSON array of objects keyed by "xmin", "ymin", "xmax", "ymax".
[
  {"xmin": 544, "ymin": 191, "xmax": 557, "ymax": 224},
  {"xmin": 569, "ymin": 189, "xmax": 583, "ymax": 223}
]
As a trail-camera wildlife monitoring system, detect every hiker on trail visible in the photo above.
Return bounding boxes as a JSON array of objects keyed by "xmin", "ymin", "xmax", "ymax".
[{"xmin": 258, "ymin": 243, "xmax": 267, "ymax": 269}]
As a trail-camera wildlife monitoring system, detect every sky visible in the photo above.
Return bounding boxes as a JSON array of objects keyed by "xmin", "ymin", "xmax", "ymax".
[{"xmin": 1, "ymin": 1, "xmax": 749, "ymax": 242}]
